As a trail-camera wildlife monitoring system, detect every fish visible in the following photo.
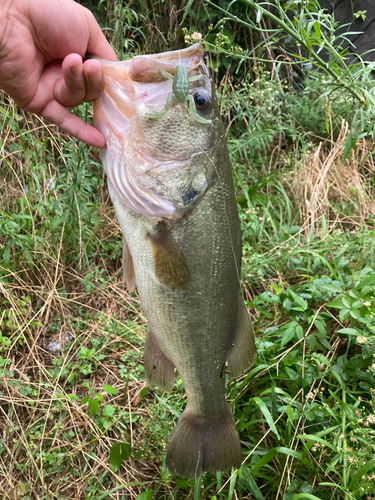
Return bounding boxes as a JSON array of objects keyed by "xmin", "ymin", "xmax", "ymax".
[{"xmin": 93, "ymin": 44, "xmax": 256, "ymax": 479}]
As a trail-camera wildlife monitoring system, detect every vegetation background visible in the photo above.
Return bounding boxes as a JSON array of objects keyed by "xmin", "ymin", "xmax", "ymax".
[{"xmin": 1, "ymin": 0, "xmax": 375, "ymax": 499}]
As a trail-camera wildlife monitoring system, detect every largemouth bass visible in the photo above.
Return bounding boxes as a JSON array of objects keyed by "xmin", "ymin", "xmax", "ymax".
[{"xmin": 94, "ymin": 44, "xmax": 256, "ymax": 479}]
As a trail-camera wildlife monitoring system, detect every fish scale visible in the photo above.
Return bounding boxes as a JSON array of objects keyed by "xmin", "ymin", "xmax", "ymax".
[{"xmin": 94, "ymin": 43, "xmax": 256, "ymax": 479}]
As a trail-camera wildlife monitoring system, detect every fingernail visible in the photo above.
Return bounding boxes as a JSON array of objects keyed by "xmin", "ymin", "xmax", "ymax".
[{"xmin": 89, "ymin": 65, "xmax": 102, "ymax": 83}]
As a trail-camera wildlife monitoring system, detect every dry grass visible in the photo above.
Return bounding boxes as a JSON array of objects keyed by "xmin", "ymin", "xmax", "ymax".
[
  {"xmin": 292, "ymin": 120, "xmax": 375, "ymax": 238},
  {"xmin": 0, "ymin": 258, "xmax": 167, "ymax": 498}
]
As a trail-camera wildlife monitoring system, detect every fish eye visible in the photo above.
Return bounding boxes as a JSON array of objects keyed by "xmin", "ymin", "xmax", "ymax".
[{"xmin": 193, "ymin": 91, "xmax": 210, "ymax": 111}]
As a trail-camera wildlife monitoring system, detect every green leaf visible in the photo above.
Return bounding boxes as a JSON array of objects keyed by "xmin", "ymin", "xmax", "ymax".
[
  {"xmin": 281, "ymin": 326, "xmax": 296, "ymax": 347},
  {"xmin": 289, "ymin": 290, "xmax": 307, "ymax": 311},
  {"xmin": 95, "ymin": 392, "xmax": 104, "ymax": 403},
  {"xmin": 327, "ymin": 296, "xmax": 344, "ymax": 308},
  {"xmin": 352, "ymin": 300, "xmax": 362, "ymax": 309},
  {"xmin": 136, "ymin": 490, "xmax": 153, "ymax": 500},
  {"xmin": 301, "ymin": 26, "xmax": 312, "ymax": 53},
  {"xmin": 350, "ymin": 309, "xmax": 359, "ymax": 319},
  {"xmin": 337, "ymin": 328, "xmax": 357, "ymax": 335},
  {"xmin": 180, "ymin": 0, "xmax": 194, "ymax": 24},
  {"xmin": 339, "ymin": 309, "xmax": 351, "ymax": 321},
  {"xmin": 88, "ymin": 399, "xmax": 99, "ymax": 414},
  {"xmin": 348, "ymin": 460, "xmax": 375, "ymax": 491},
  {"xmin": 175, "ymin": 477, "xmax": 190, "ymax": 489},
  {"xmin": 241, "ymin": 466, "xmax": 264, "ymax": 499},
  {"xmin": 296, "ymin": 434, "xmax": 337, "ymax": 452},
  {"xmin": 320, "ymin": 284, "xmax": 342, "ymax": 293},
  {"xmin": 96, "ymin": 486, "xmax": 130, "ymax": 500},
  {"xmin": 356, "ymin": 274, "xmax": 375, "ymax": 290},
  {"xmin": 194, "ymin": 474, "xmax": 202, "ymax": 500},
  {"xmin": 120, "ymin": 442, "xmax": 131, "ymax": 460},
  {"xmin": 342, "ymin": 297, "xmax": 352, "ymax": 309},
  {"xmin": 251, "ymin": 448, "xmax": 278, "ymax": 474},
  {"xmin": 286, "ymin": 405, "xmax": 294, "ymax": 423},
  {"xmin": 277, "ymin": 447, "xmax": 316, "ymax": 472},
  {"xmin": 251, "ymin": 397, "xmax": 280, "ymax": 439},
  {"xmin": 228, "ymin": 469, "xmax": 237, "ymax": 500},
  {"xmin": 103, "ymin": 384, "xmax": 118, "ymax": 395},
  {"xmin": 3, "ymin": 245, "xmax": 11, "ymax": 267},
  {"xmin": 109, "ymin": 442, "xmax": 131, "ymax": 472},
  {"xmin": 362, "ymin": 343, "xmax": 373, "ymax": 360},
  {"xmin": 67, "ymin": 372, "xmax": 77, "ymax": 383},
  {"xmin": 292, "ymin": 494, "xmax": 322, "ymax": 500},
  {"xmin": 295, "ymin": 325, "xmax": 304, "ymax": 340},
  {"xmin": 81, "ymin": 395, "xmax": 90, "ymax": 405},
  {"xmin": 103, "ymin": 404, "xmax": 115, "ymax": 417},
  {"xmin": 109, "ymin": 442, "xmax": 122, "ymax": 472},
  {"xmin": 313, "ymin": 21, "xmax": 321, "ymax": 40},
  {"xmin": 139, "ymin": 386, "xmax": 148, "ymax": 399},
  {"xmin": 342, "ymin": 132, "xmax": 355, "ymax": 162},
  {"xmin": 67, "ymin": 393, "xmax": 80, "ymax": 402},
  {"xmin": 314, "ymin": 319, "xmax": 327, "ymax": 336}
]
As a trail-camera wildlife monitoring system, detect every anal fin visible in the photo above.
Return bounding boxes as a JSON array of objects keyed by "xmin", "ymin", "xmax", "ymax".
[
  {"xmin": 227, "ymin": 295, "xmax": 256, "ymax": 377},
  {"xmin": 144, "ymin": 326, "xmax": 175, "ymax": 391},
  {"xmin": 122, "ymin": 240, "xmax": 136, "ymax": 292},
  {"xmin": 147, "ymin": 221, "xmax": 190, "ymax": 290}
]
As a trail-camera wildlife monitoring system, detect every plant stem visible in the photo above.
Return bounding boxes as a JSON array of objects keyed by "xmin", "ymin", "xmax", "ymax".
[
  {"xmin": 204, "ymin": 0, "xmax": 367, "ymax": 104},
  {"xmin": 342, "ymin": 388, "xmax": 349, "ymax": 500}
]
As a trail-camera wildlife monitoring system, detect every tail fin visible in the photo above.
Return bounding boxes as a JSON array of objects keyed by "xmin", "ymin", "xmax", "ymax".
[{"xmin": 166, "ymin": 405, "xmax": 241, "ymax": 478}]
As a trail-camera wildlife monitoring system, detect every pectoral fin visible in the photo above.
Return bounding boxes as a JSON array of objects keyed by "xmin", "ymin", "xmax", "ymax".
[
  {"xmin": 144, "ymin": 326, "xmax": 175, "ymax": 391},
  {"xmin": 147, "ymin": 222, "xmax": 190, "ymax": 290},
  {"xmin": 122, "ymin": 240, "xmax": 136, "ymax": 292},
  {"xmin": 227, "ymin": 295, "xmax": 256, "ymax": 377}
]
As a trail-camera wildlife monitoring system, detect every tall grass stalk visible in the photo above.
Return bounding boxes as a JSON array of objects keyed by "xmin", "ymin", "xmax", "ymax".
[{"xmin": 194, "ymin": 474, "xmax": 203, "ymax": 500}]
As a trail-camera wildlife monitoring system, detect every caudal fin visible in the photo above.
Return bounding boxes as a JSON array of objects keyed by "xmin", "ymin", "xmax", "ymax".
[{"xmin": 166, "ymin": 405, "xmax": 242, "ymax": 478}]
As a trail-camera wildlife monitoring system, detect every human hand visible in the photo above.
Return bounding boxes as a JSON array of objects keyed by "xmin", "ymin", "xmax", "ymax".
[{"xmin": 0, "ymin": 0, "xmax": 117, "ymax": 147}]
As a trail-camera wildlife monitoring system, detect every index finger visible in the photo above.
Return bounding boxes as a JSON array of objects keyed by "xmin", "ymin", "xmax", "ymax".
[{"xmin": 40, "ymin": 99, "xmax": 106, "ymax": 148}]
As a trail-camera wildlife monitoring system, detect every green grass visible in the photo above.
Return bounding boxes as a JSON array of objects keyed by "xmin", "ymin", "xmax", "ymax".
[
  {"xmin": 2, "ymin": 1, "xmax": 375, "ymax": 498},
  {"xmin": 2, "ymin": 94, "xmax": 375, "ymax": 500}
]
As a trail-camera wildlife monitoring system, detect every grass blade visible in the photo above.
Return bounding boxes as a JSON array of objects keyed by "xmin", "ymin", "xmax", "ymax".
[
  {"xmin": 194, "ymin": 474, "xmax": 202, "ymax": 500},
  {"xmin": 180, "ymin": 0, "xmax": 194, "ymax": 24},
  {"xmin": 251, "ymin": 397, "xmax": 280, "ymax": 439}
]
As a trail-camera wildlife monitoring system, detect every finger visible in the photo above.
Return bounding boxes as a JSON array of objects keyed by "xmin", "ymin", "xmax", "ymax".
[
  {"xmin": 82, "ymin": 59, "xmax": 105, "ymax": 102},
  {"xmin": 40, "ymin": 99, "xmax": 106, "ymax": 148},
  {"xmin": 54, "ymin": 54, "xmax": 86, "ymax": 108}
]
